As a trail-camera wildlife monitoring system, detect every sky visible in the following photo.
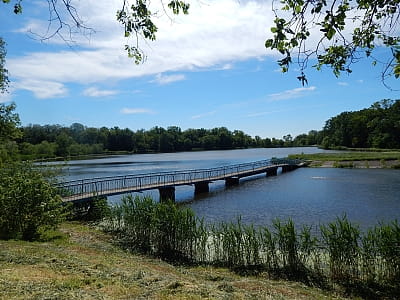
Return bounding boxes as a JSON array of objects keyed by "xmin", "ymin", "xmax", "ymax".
[{"xmin": 0, "ymin": 0, "xmax": 399, "ymax": 139}]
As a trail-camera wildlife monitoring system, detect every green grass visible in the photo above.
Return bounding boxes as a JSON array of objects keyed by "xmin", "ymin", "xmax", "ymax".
[
  {"xmin": 0, "ymin": 222, "xmax": 345, "ymax": 300},
  {"xmin": 288, "ymin": 151, "xmax": 400, "ymax": 162}
]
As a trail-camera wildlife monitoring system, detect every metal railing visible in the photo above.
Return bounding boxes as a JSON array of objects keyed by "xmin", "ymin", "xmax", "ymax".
[{"xmin": 56, "ymin": 158, "xmax": 301, "ymax": 201}]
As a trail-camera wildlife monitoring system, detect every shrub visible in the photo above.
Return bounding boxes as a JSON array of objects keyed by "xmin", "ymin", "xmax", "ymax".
[{"xmin": 0, "ymin": 161, "xmax": 67, "ymax": 240}]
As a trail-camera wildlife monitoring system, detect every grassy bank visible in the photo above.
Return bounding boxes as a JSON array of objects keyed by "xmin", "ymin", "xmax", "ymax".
[
  {"xmin": 0, "ymin": 222, "xmax": 344, "ymax": 300},
  {"xmin": 288, "ymin": 151, "xmax": 400, "ymax": 168}
]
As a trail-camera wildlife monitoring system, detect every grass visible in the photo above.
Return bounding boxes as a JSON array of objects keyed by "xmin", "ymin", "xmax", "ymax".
[
  {"xmin": 288, "ymin": 151, "xmax": 400, "ymax": 162},
  {"xmin": 0, "ymin": 222, "xmax": 345, "ymax": 300},
  {"xmin": 103, "ymin": 196, "xmax": 400, "ymax": 299},
  {"xmin": 288, "ymin": 150, "xmax": 400, "ymax": 168}
]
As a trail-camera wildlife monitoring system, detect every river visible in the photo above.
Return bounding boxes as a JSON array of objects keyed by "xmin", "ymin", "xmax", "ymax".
[{"xmin": 60, "ymin": 147, "xmax": 400, "ymax": 230}]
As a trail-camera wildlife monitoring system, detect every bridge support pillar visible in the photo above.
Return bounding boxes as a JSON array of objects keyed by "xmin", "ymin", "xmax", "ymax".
[
  {"xmin": 225, "ymin": 177, "xmax": 239, "ymax": 187},
  {"xmin": 282, "ymin": 165, "xmax": 297, "ymax": 173},
  {"xmin": 266, "ymin": 167, "xmax": 278, "ymax": 176},
  {"xmin": 195, "ymin": 182, "xmax": 209, "ymax": 194},
  {"xmin": 159, "ymin": 186, "xmax": 175, "ymax": 202}
]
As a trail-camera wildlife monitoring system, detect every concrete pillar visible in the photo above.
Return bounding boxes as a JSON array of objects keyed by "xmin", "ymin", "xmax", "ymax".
[
  {"xmin": 282, "ymin": 165, "xmax": 297, "ymax": 173},
  {"xmin": 195, "ymin": 181, "xmax": 209, "ymax": 194},
  {"xmin": 159, "ymin": 186, "xmax": 175, "ymax": 202},
  {"xmin": 225, "ymin": 177, "xmax": 239, "ymax": 187},
  {"xmin": 266, "ymin": 167, "xmax": 278, "ymax": 176}
]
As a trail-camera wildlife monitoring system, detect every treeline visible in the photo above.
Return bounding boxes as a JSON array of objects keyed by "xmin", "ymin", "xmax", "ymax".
[
  {"xmin": 320, "ymin": 99, "xmax": 400, "ymax": 149},
  {"xmin": 15, "ymin": 123, "xmax": 319, "ymax": 159}
]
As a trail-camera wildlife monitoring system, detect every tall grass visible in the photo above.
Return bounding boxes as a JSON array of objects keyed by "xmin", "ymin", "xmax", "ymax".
[{"xmin": 103, "ymin": 195, "xmax": 399, "ymax": 296}]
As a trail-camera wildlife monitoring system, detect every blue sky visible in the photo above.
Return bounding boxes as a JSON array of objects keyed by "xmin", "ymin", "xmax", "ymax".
[{"xmin": 0, "ymin": 0, "xmax": 398, "ymax": 139}]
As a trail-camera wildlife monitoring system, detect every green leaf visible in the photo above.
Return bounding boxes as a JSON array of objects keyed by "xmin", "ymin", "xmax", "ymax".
[
  {"xmin": 265, "ymin": 39, "xmax": 274, "ymax": 48},
  {"xmin": 326, "ymin": 28, "xmax": 336, "ymax": 40}
]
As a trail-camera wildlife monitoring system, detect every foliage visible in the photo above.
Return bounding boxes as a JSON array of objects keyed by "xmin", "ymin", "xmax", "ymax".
[
  {"xmin": 0, "ymin": 161, "xmax": 67, "ymax": 240},
  {"xmin": 2, "ymin": 0, "xmax": 190, "ymax": 64},
  {"xmin": 0, "ymin": 37, "xmax": 9, "ymax": 93},
  {"xmin": 0, "ymin": 102, "xmax": 22, "ymax": 163},
  {"xmin": 265, "ymin": 0, "xmax": 400, "ymax": 86},
  {"xmin": 103, "ymin": 195, "xmax": 400, "ymax": 297},
  {"xmin": 321, "ymin": 99, "xmax": 400, "ymax": 149},
  {"xmin": 84, "ymin": 196, "xmax": 111, "ymax": 222},
  {"xmin": 0, "ymin": 102, "xmax": 21, "ymax": 142},
  {"xmin": 16, "ymin": 123, "xmax": 296, "ymax": 160}
]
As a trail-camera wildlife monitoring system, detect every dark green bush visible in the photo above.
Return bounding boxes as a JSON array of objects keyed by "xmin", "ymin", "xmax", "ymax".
[{"xmin": 0, "ymin": 161, "xmax": 67, "ymax": 241}]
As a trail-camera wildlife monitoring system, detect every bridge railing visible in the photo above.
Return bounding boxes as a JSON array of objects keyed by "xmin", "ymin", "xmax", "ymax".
[{"xmin": 56, "ymin": 158, "xmax": 301, "ymax": 200}]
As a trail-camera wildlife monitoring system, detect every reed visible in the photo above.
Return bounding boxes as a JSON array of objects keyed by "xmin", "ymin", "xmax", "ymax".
[
  {"xmin": 273, "ymin": 218, "xmax": 300, "ymax": 272},
  {"xmin": 320, "ymin": 215, "xmax": 361, "ymax": 283},
  {"xmin": 103, "ymin": 195, "xmax": 399, "ymax": 297}
]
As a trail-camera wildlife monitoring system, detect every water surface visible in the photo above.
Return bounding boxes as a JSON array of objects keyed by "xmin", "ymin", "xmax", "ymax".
[{"xmin": 60, "ymin": 148, "xmax": 400, "ymax": 230}]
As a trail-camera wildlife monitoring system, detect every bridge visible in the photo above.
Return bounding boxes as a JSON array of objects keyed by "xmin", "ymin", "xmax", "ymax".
[{"xmin": 57, "ymin": 158, "xmax": 303, "ymax": 203}]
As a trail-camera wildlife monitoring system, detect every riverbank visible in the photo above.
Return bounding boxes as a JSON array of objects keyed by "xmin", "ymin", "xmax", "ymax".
[
  {"xmin": 288, "ymin": 151, "xmax": 400, "ymax": 169},
  {"xmin": 0, "ymin": 222, "xmax": 346, "ymax": 300}
]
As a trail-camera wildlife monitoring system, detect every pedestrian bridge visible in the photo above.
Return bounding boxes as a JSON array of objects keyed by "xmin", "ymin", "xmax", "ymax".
[{"xmin": 57, "ymin": 158, "xmax": 303, "ymax": 203}]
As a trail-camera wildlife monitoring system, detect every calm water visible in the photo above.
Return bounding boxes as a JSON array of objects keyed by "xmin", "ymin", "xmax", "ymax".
[{"xmin": 61, "ymin": 148, "xmax": 400, "ymax": 230}]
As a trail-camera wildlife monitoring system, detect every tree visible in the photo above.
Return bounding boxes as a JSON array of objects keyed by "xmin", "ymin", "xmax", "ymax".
[
  {"xmin": 0, "ymin": 102, "xmax": 21, "ymax": 163},
  {"xmin": 0, "ymin": 102, "xmax": 21, "ymax": 141},
  {"xmin": 3, "ymin": 0, "xmax": 398, "ymax": 85},
  {"xmin": 265, "ymin": 0, "xmax": 400, "ymax": 87},
  {"xmin": 0, "ymin": 37, "xmax": 8, "ymax": 93}
]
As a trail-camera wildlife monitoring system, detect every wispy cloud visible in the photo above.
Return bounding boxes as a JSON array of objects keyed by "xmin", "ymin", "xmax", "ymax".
[
  {"xmin": 268, "ymin": 86, "xmax": 316, "ymax": 101},
  {"xmin": 357, "ymin": 79, "xmax": 364, "ymax": 84},
  {"xmin": 83, "ymin": 87, "xmax": 119, "ymax": 97},
  {"xmin": 8, "ymin": 0, "xmax": 276, "ymax": 90},
  {"xmin": 14, "ymin": 80, "xmax": 68, "ymax": 99},
  {"xmin": 120, "ymin": 108, "xmax": 155, "ymax": 115},
  {"xmin": 152, "ymin": 73, "xmax": 186, "ymax": 85},
  {"xmin": 338, "ymin": 82, "xmax": 349, "ymax": 86},
  {"xmin": 216, "ymin": 63, "xmax": 234, "ymax": 71},
  {"xmin": 191, "ymin": 110, "xmax": 217, "ymax": 119}
]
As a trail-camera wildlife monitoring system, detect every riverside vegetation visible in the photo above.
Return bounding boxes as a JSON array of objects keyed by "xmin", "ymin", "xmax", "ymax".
[
  {"xmin": 101, "ymin": 195, "xmax": 400, "ymax": 299},
  {"xmin": 288, "ymin": 151, "xmax": 400, "ymax": 169}
]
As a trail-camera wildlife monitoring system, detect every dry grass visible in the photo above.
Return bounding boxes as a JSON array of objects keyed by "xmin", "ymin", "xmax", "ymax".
[{"xmin": 0, "ymin": 222, "xmax": 348, "ymax": 300}]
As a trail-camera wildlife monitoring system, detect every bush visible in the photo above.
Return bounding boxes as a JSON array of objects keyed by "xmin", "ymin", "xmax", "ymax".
[{"xmin": 0, "ymin": 161, "xmax": 67, "ymax": 241}]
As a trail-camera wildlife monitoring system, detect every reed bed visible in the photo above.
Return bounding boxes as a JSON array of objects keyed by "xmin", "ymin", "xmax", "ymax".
[{"xmin": 103, "ymin": 195, "xmax": 400, "ymax": 295}]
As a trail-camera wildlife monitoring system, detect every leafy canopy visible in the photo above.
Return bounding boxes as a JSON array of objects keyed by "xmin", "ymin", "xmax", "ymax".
[{"xmin": 265, "ymin": 0, "xmax": 400, "ymax": 86}]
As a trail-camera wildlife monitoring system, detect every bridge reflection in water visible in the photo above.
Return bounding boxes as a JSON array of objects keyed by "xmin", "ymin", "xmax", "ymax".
[{"xmin": 57, "ymin": 158, "xmax": 303, "ymax": 203}]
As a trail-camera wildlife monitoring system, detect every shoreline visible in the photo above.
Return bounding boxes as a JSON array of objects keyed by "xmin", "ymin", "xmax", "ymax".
[{"xmin": 307, "ymin": 159, "xmax": 400, "ymax": 169}]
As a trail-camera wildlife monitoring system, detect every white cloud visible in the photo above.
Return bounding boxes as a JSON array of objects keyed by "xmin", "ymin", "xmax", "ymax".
[
  {"xmin": 191, "ymin": 110, "xmax": 217, "ymax": 119},
  {"xmin": 152, "ymin": 73, "xmax": 186, "ymax": 85},
  {"xmin": 357, "ymin": 79, "xmax": 364, "ymax": 84},
  {"xmin": 338, "ymin": 82, "xmax": 349, "ymax": 86},
  {"xmin": 7, "ymin": 0, "xmax": 277, "ymax": 89},
  {"xmin": 83, "ymin": 87, "xmax": 119, "ymax": 97},
  {"xmin": 268, "ymin": 86, "xmax": 316, "ymax": 101},
  {"xmin": 120, "ymin": 108, "xmax": 155, "ymax": 114},
  {"xmin": 14, "ymin": 79, "xmax": 68, "ymax": 99}
]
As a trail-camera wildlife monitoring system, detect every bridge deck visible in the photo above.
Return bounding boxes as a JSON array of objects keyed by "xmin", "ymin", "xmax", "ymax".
[{"xmin": 57, "ymin": 158, "xmax": 301, "ymax": 202}]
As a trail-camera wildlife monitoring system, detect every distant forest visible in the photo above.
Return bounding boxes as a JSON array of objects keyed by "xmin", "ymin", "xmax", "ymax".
[
  {"xmin": 7, "ymin": 99, "xmax": 400, "ymax": 160},
  {"xmin": 16, "ymin": 125, "xmax": 320, "ymax": 160},
  {"xmin": 320, "ymin": 99, "xmax": 400, "ymax": 149}
]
